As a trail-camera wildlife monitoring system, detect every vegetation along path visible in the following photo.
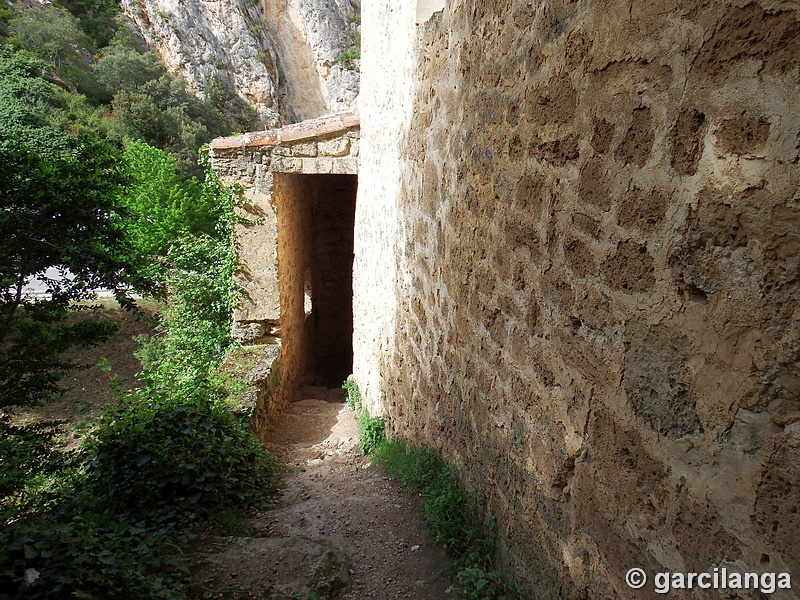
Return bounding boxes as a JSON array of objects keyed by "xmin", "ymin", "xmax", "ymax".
[{"xmin": 190, "ymin": 385, "xmax": 452, "ymax": 599}]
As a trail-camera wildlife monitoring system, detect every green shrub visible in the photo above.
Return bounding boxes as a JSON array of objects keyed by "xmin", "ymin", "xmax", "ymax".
[
  {"xmin": 81, "ymin": 394, "xmax": 277, "ymax": 525},
  {"xmin": 0, "ymin": 513, "xmax": 187, "ymax": 599},
  {"xmin": 357, "ymin": 412, "xmax": 386, "ymax": 455},
  {"xmin": 132, "ymin": 164, "xmax": 240, "ymax": 394},
  {"xmin": 343, "ymin": 377, "xmax": 362, "ymax": 411},
  {"xmin": 0, "ymin": 417, "xmax": 75, "ymax": 521},
  {"xmin": 337, "ymin": 27, "xmax": 360, "ymax": 71}
]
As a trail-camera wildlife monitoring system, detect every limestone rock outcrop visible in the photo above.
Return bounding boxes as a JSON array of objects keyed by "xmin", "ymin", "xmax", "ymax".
[{"xmin": 121, "ymin": 0, "xmax": 359, "ymax": 127}]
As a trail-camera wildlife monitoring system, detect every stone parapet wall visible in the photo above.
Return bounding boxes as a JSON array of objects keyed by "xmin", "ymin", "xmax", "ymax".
[
  {"xmin": 210, "ymin": 113, "xmax": 360, "ymax": 340},
  {"xmin": 210, "ymin": 113, "xmax": 359, "ymax": 431},
  {"xmin": 355, "ymin": 1, "xmax": 799, "ymax": 598}
]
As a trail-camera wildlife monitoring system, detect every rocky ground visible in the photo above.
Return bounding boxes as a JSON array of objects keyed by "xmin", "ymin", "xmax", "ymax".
[{"xmin": 189, "ymin": 385, "xmax": 454, "ymax": 599}]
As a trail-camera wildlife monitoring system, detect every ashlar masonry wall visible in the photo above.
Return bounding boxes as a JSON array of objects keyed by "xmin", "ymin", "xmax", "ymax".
[
  {"xmin": 355, "ymin": 1, "xmax": 800, "ymax": 598},
  {"xmin": 210, "ymin": 113, "xmax": 359, "ymax": 435}
]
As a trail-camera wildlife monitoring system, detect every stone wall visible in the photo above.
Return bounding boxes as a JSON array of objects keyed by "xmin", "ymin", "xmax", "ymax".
[
  {"xmin": 211, "ymin": 113, "xmax": 359, "ymax": 431},
  {"xmin": 355, "ymin": 1, "xmax": 800, "ymax": 598},
  {"xmin": 352, "ymin": 1, "xmax": 416, "ymax": 418}
]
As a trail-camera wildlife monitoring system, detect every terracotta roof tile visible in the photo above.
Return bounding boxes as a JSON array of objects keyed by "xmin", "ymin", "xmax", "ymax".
[
  {"xmin": 244, "ymin": 130, "xmax": 279, "ymax": 146},
  {"xmin": 210, "ymin": 112, "xmax": 359, "ymax": 150},
  {"xmin": 211, "ymin": 135, "xmax": 245, "ymax": 150}
]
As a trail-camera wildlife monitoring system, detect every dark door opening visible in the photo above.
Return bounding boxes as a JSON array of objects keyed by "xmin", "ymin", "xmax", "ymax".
[{"xmin": 305, "ymin": 174, "xmax": 357, "ymax": 386}]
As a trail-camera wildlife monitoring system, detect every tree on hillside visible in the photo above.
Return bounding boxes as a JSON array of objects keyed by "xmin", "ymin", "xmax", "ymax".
[
  {"xmin": 7, "ymin": 5, "xmax": 95, "ymax": 93},
  {"xmin": 0, "ymin": 45, "xmax": 134, "ymax": 408},
  {"xmin": 93, "ymin": 44, "xmax": 166, "ymax": 97},
  {"xmin": 111, "ymin": 74, "xmax": 228, "ymax": 178}
]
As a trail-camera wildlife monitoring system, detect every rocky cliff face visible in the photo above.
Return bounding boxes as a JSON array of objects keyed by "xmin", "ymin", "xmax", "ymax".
[{"xmin": 121, "ymin": 0, "xmax": 359, "ymax": 127}]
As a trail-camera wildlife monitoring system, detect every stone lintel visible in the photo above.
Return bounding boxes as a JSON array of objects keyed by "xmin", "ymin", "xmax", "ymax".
[
  {"xmin": 291, "ymin": 142, "xmax": 318, "ymax": 157},
  {"xmin": 279, "ymin": 126, "xmax": 317, "ymax": 143},
  {"xmin": 271, "ymin": 157, "xmax": 304, "ymax": 173}
]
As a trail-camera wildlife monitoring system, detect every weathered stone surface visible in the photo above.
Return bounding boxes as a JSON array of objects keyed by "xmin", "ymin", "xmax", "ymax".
[
  {"xmin": 194, "ymin": 536, "xmax": 349, "ymax": 600},
  {"xmin": 120, "ymin": 0, "xmax": 281, "ymax": 126},
  {"xmin": 354, "ymin": 1, "xmax": 800, "ymax": 598},
  {"xmin": 264, "ymin": 0, "xmax": 360, "ymax": 121}
]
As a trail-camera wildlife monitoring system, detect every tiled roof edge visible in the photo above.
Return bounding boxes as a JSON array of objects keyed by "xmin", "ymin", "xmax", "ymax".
[{"xmin": 210, "ymin": 112, "xmax": 360, "ymax": 151}]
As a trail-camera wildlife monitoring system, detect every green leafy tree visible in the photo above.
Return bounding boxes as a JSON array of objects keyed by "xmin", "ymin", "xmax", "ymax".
[
  {"xmin": 8, "ymin": 6, "xmax": 87, "ymax": 68},
  {"xmin": 7, "ymin": 6, "xmax": 95, "ymax": 92},
  {"xmin": 111, "ymin": 74, "xmax": 228, "ymax": 177},
  {"xmin": 0, "ymin": 46, "xmax": 73, "ymax": 158},
  {"xmin": 0, "ymin": 46, "xmax": 133, "ymax": 407},
  {"xmin": 61, "ymin": 0, "xmax": 123, "ymax": 50},
  {"xmin": 135, "ymin": 172, "xmax": 239, "ymax": 393},
  {"xmin": 117, "ymin": 140, "xmax": 222, "ymax": 289},
  {"xmin": 93, "ymin": 44, "xmax": 166, "ymax": 98}
]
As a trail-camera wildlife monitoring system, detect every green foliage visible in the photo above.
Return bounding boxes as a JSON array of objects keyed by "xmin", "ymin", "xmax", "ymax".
[
  {"xmin": 0, "ymin": 11, "xmax": 269, "ymax": 596},
  {"xmin": 455, "ymin": 566, "xmax": 520, "ymax": 600},
  {"xmin": 8, "ymin": 6, "xmax": 88, "ymax": 69},
  {"xmin": 0, "ymin": 47, "xmax": 129, "ymax": 282},
  {"xmin": 337, "ymin": 29, "xmax": 360, "ymax": 71},
  {"xmin": 374, "ymin": 439, "xmax": 523, "ymax": 600},
  {"xmin": 117, "ymin": 141, "xmax": 221, "ymax": 289},
  {"xmin": 93, "ymin": 44, "xmax": 166, "ymax": 98},
  {"xmin": 0, "ymin": 417, "xmax": 72, "ymax": 513},
  {"xmin": 61, "ymin": 0, "xmax": 123, "ymax": 49},
  {"xmin": 81, "ymin": 393, "xmax": 277, "ymax": 525},
  {"xmin": 373, "ymin": 442, "xmax": 444, "ymax": 493},
  {"xmin": 0, "ymin": 513, "xmax": 188, "ymax": 599},
  {"xmin": 203, "ymin": 72, "xmax": 232, "ymax": 111},
  {"xmin": 357, "ymin": 412, "xmax": 386, "ymax": 455},
  {"xmin": 375, "ymin": 441, "xmax": 479, "ymax": 553},
  {"xmin": 343, "ymin": 379, "xmax": 386, "ymax": 454},
  {"xmin": 0, "ymin": 46, "xmax": 137, "ymax": 408},
  {"xmin": 0, "ymin": 2, "xmax": 14, "ymax": 25},
  {"xmin": 343, "ymin": 377, "xmax": 362, "ymax": 411},
  {"xmin": 0, "ymin": 46, "xmax": 72, "ymax": 157},
  {"xmin": 111, "ymin": 75, "xmax": 227, "ymax": 177},
  {"xmin": 134, "ymin": 166, "xmax": 239, "ymax": 392},
  {"xmin": 0, "ymin": 306, "xmax": 119, "ymax": 408}
]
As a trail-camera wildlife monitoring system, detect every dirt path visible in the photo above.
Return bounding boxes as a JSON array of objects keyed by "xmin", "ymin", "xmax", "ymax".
[{"xmin": 191, "ymin": 385, "xmax": 453, "ymax": 599}]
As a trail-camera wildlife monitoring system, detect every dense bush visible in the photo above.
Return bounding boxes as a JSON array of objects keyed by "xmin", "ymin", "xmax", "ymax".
[
  {"xmin": 133, "ymin": 163, "xmax": 240, "ymax": 393},
  {"xmin": 8, "ymin": 6, "xmax": 89, "ymax": 73},
  {"xmin": 117, "ymin": 141, "xmax": 222, "ymax": 291},
  {"xmin": 0, "ymin": 417, "xmax": 72, "ymax": 514},
  {"xmin": 0, "ymin": 513, "xmax": 187, "ymax": 600},
  {"xmin": 93, "ymin": 44, "xmax": 166, "ymax": 97},
  {"xmin": 81, "ymin": 394, "xmax": 277, "ymax": 525}
]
